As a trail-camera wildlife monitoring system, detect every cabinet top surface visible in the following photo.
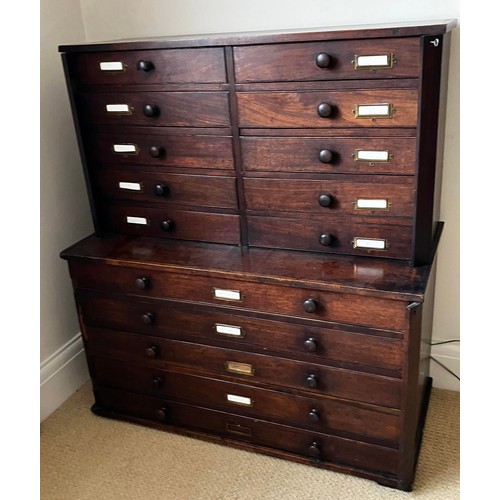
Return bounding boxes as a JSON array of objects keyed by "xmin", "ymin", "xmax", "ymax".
[
  {"xmin": 60, "ymin": 234, "xmax": 439, "ymax": 302},
  {"xmin": 59, "ymin": 19, "xmax": 456, "ymax": 52}
]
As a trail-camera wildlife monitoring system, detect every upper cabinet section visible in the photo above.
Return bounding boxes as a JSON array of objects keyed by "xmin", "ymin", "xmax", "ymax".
[
  {"xmin": 71, "ymin": 48, "xmax": 227, "ymax": 85},
  {"xmin": 234, "ymin": 38, "xmax": 421, "ymax": 83}
]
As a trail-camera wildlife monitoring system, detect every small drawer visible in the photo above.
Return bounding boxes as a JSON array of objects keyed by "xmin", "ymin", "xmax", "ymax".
[
  {"xmin": 95, "ymin": 387, "xmax": 400, "ymax": 475},
  {"xmin": 73, "ymin": 48, "xmax": 227, "ymax": 85},
  {"xmin": 241, "ymin": 136, "xmax": 417, "ymax": 175},
  {"xmin": 92, "ymin": 359, "xmax": 401, "ymax": 445},
  {"xmin": 79, "ymin": 91, "xmax": 230, "ymax": 127},
  {"xmin": 95, "ymin": 171, "xmax": 237, "ymax": 209},
  {"xmin": 100, "ymin": 205, "xmax": 241, "ymax": 245},
  {"xmin": 237, "ymin": 89, "xmax": 418, "ymax": 128},
  {"xmin": 244, "ymin": 177, "xmax": 415, "ymax": 218},
  {"xmin": 69, "ymin": 262, "xmax": 409, "ymax": 332},
  {"xmin": 234, "ymin": 38, "xmax": 420, "ymax": 82},
  {"xmin": 87, "ymin": 329, "xmax": 402, "ymax": 408},
  {"xmin": 90, "ymin": 131, "xmax": 234, "ymax": 170},
  {"xmin": 78, "ymin": 294, "xmax": 404, "ymax": 376},
  {"xmin": 247, "ymin": 216, "xmax": 413, "ymax": 260}
]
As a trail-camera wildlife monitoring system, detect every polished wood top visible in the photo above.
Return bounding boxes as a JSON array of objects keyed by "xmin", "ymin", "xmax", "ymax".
[{"xmin": 61, "ymin": 225, "xmax": 442, "ymax": 302}]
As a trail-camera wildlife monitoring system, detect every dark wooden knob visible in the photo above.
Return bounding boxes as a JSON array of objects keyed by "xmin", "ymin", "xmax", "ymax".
[
  {"xmin": 153, "ymin": 184, "xmax": 168, "ymax": 196},
  {"xmin": 305, "ymin": 373, "xmax": 318, "ymax": 388},
  {"xmin": 319, "ymin": 233, "xmax": 333, "ymax": 246},
  {"xmin": 155, "ymin": 408, "xmax": 167, "ymax": 421},
  {"xmin": 308, "ymin": 409, "xmax": 321, "ymax": 423},
  {"xmin": 318, "ymin": 194, "xmax": 333, "ymax": 207},
  {"xmin": 149, "ymin": 146, "xmax": 164, "ymax": 158},
  {"xmin": 152, "ymin": 377, "xmax": 163, "ymax": 390},
  {"xmin": 303, "ymin": 337, "xmax": 318, "ymax": 352},
  {"xmin": 161, "ymin": 219, "xmax": 174, "ymax": 232},
  {"xmin": 141, "ymin": 312, "xmax": 155, "ymax": 325},
  {"xmin": 145, "ymin": 346, "xmax": 159, "ymax": 358},
  {"xmin": 137, "ymin": 60, "xmax": 154, "ymax": 72},
  {"xmin": 135, "ymin": 277, "xmax": 150, "ymax": 290},
  {"xmin": 315, "ymin": 53, "xmax": 332, "ymax": 68},
  {"xmin": 317, "ymin": 102, "xmax": 334, "ymax": 118},
  {"xmin": 143, "ymin": 104, "xmax": 159, "ymax": 117},
  {"xmin": 303, "ymin": 298, "xmax": 317, "ymax": 313},
  {"xmin": 308, "ymin": 441, "xmax": 321, "ymax": 459},
  {"xmin": 318, "ymin": 149, "xmax": 334, "ymax": 163}
]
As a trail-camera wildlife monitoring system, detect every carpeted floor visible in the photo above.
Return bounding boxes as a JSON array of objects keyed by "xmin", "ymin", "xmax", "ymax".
[{"xmin": 40, "ymin": 382, "xmax": 459, "ymax": 499}]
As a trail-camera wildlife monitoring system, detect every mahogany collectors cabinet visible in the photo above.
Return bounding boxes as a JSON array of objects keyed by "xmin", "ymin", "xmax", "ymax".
[{"xmin": 59, "ymin": 20, "xmax": 456, "ymax": 490}]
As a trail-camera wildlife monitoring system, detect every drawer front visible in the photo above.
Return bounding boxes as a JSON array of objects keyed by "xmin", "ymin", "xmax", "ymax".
[
  {"xmin": 241, "ymin": 136, "xmax": 417, "ymax": 175},
  {"xmin": 244, "ymin": 177, "xmax": 415, "ymax": 218},
  {"xmin": 96, "ymin": 387, "xmax": 400, "ymax": 475},
  {"xmin": 101, "ymin": 205, "xmax": 241, "ymax": 244},
  {"xmin": 237, "ymin": 90, "xmax": 418, "ymax": 128},
  {"xmin": 87, "ymin": 329, "xmax": 402, "ymax": 408},
  {"xmin": 248, "ymin": 216, "xmax": 413, "ymax": 260},
  {"xmin": 95, "ymin": 171, "xmax": 237, "ymax": 209},
  {"xmin": 70, "ymin": 263, "xmax": 409, "ymax": 332},
  {"xmin": 91, "ymin": 132, "xmax": 234, "ymax": 169},
  {"xmin": 73, "ymin": 48, "xmax": 227, "ymax": 85},
  {"xmin": 79, "ymin": 91, "xmax": 230, "ymax": 127},
  {"xmin": 92, "ymin": 358, "xmax": 401, "ymax": 444},
  {"xmin": 234, "ymin": 38, "xmax": 420, "ymax": 82},
  {"xmin": 79, "ymin": 295, "xmax": 404, "ymax": 376}
]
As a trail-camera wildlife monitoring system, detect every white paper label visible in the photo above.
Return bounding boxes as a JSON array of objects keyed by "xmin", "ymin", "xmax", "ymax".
[
  {"xmin": 214, "ymin": 288, "xmax": 242, "ymax": 301},
  {"xmin": 126, "ymin": 216, "xmax": 148, "ymax": 225},
  {"xmin": 353, "ymin": 238, "xmax": 387, "ymax": 250},
  {"xmin": 356, "ymin": 54, "xmax": 390, "ymax": 67},
  {"xmin": 357, "ymin": 104, "xmax": 391, "ymax": 117},
  {"xmin": 356, "ymin": 150, "xmax": 390, "ymax": 162},
  {"xmin": 226, "ymin": 394, "xmax": 252, "ymax": 406},
  {"xmin": 99, "ymin": 61, "xmax": 124, "ymax": 71},
  {"xmin": 215, "ymin": 324, "xmax": 243, "ymax": 337},
  {"xmin": 106, "ymin": 104, "xmax": 130, "ymax": 113},
  {"xmin": 118, "ymin": 182, "xmax": 142, "ymax": 191},
  {"xmin": 113, "ymin": 144, "xmax": 137, "ymax": 154},
  {"xmin": 355, "ymin": 199, "xmax": 389, "ymax": 210}
]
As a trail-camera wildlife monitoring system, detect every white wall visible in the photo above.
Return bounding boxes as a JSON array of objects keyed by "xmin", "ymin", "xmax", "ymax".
[{"xmin": 40, "ymin": 0, "xmax": 93, "ymax": 420}]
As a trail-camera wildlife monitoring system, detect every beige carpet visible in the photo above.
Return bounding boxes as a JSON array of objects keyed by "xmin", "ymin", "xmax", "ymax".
[{"xmin": 41, "ymin": 382, "xmax": 459, "ymax": 499}]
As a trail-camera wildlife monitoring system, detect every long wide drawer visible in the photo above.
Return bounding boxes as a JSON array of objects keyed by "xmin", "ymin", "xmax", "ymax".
[
  {"xmin": 69, "ymin": 262, "xmax": 409, "ymax": 331},
  {"xmin": 241, "ymin": 136, "xmax": 417, "ymax": 175},
  {"xmin": 237, "ymin": 90, "xmax": 418, "ymax": 128},
  {"xmin": 244, "ymin": 176, "xmax": 415, "ymax": 218},
  {"xmin": 92, "ymin": 358, "xmax": 401, "ymax": 445},
  {"xmin": 95, "ymin": 170, "xmax": 237, "ymax": 209},
  {"xmin": 100, "ymin": 205, "xmax": 241, "ymax": 244},
  {"xmin": 78, "ymin": 294, "xmax": 404, "ymax": 376},
  {"xmin": 86, "ymin": 328, "xmax": 402, "ymax": 408},
  {"xmin": 95, "ymin": 387, "xmax": 400, "ymax": 475},
  {"xmin": 234, "ymin": 38, "xmax": 420, "ymax": 82},
  {"xmin": 247, "ymin": 216, "xmax": 413, "ymax": 259},
  {"xmin": 79, "ymin": 91, "xmax": 230, "ymax": 127}
]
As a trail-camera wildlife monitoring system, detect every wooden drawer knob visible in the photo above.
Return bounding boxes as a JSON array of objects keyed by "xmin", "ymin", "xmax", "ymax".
[
  {"xmin": 318, "ymin": 194, "xmax": 334, "ymax": 207},
  {"xmin": 137, "ymin": 60, "xmax": 154, "ymax": 72},
  {"xmin": 303, "ymin": 298, "xmax": 318, "ymax": 313},
  {"xmin": 153, "ymin": 184, "xmax": 169, "ymax": 196},
  {"xmin": 315, "ymin": 53, "xmax": 332, "ymax": 68},
  {"xmin": 308, "ymin": 409, "xmax": 321, "ymax": 423},
  {"xmin": 152, "ymin": 377, "xmax": 163, "ymax": 390},
  {"xmin": 308, "ymin": 441, "xmax": 321, "ymax": 459},
  {"xmin": 145, "ymin": 346, "xmax": 159, "ymax": 358},
  {"xmin": 155, "ymin": 408, "xmax": 167, "ymax": 421},
  {"xmin": 318, "ymin": 149, "xmax": 334, "ymax": 164},
  {"xmin": 149, "ymin": 146, "xmax": 164, "ymax": 158},
  {"xmin": 135, "ymin": 277, "xmax": 150, "ymax": 290},
  {"xmin": 141, "ymin": 312, "xmax": 155, "ymax": 325},
  {"xmin": 303, "ymin": 337, "xmax": 318, "ymax": 352},
  {"xmin": 317, "ymin": 103, "xmax": 334, "ymax": 118},
  {"xmin": 305, "ymin": 373, "xmax": 318, "ymax": 388},
  {"xmin": 143, "ymin": 104, "xmax": 159, "ymax": 117},
  {"xmin": 319, "ymin": 233, "xmax": 334, "ymax": 246},
  {"xmin": 161, "ymin": 219, "xmax": 174, "ymax": 232}
]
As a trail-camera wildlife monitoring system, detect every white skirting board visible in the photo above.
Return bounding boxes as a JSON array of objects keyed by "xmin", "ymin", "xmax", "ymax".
[
  {"xmin": 40, "ymin": 333, "xmax": 90, "ymax": 422},
  {"xmin": 430, "ymin": 341, "xmax": 460, "ymax": 392}
]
